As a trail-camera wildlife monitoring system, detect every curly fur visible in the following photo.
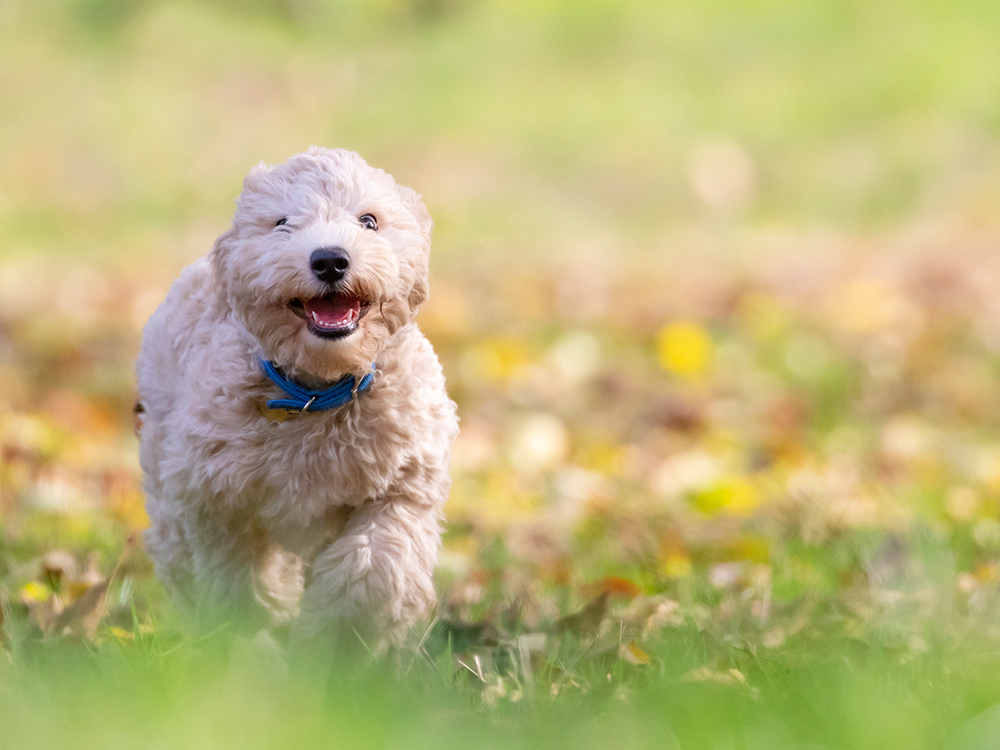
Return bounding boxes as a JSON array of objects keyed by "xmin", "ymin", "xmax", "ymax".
[{"xmin": 136, "ymin": 147, "xmax": 458, "ymax": 649}]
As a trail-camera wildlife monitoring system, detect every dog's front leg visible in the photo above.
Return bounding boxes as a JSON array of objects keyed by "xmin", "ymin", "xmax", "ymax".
[
  {"xmin": 183, "ymin": 502, "xmax": 277, "ymax": 633},
  {"xmin": 292, "ymin": 496, "xmax": 441, "ymax": 654}
]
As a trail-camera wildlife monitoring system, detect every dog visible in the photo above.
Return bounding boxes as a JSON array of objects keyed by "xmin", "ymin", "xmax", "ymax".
[{"xmin": 136, "ymin": 147, "xmax": 458, "ymax": 651}]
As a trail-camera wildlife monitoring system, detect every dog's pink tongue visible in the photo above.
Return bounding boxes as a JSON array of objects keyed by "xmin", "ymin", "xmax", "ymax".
[{"xmin": 303, "ymin": 296, "xmax": 361, "ymax": 328}]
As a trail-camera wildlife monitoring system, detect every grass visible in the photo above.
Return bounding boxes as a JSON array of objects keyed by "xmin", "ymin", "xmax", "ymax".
[
  {"xmin": 4, "ymin": 599, "xmax": 1000, "ymax": 749},
  {"xmin": 4, "ymin": 514, "xmax": 1000, "ymax": 748}
]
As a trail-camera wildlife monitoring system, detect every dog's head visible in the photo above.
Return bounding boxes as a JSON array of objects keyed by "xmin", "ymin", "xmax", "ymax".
[{"xmin": 210, "ymin": 147, "xmax": 432, "ymax": 380}]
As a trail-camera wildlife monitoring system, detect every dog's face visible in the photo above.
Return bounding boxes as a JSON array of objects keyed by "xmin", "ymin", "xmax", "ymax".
[{"xmin": 211, "ymin": 147, "xmax": 432, "ymax": 380}]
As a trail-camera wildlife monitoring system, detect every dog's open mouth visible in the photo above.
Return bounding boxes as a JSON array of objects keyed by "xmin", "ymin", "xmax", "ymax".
[{"xmin": 290, "ymin": 294, "xmax": 371, "ymax": 340}]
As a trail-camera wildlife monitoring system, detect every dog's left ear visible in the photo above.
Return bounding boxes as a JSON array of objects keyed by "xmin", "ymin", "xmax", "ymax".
[
  {"xmin": 397, "ymin": 184, "xmax": 433, "ymax": 239},
  {"xmin": 208, "ymin": 226, "xmax": 237, "ymax": 302},
  {"xmin": 242, "ymin": 161, "xmax": 273, "ymax": 194}
]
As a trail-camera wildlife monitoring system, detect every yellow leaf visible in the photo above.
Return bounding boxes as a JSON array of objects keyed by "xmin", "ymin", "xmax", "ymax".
[
  {"xmin": 661, "ymin": 553, "xmax": 692, "ymax": 579},
  {"xmin": 620, "ymin": 641, "xmax": 651, "ymax": 665},
  {"xmin": 657, "ymin": 321, "xmax": 713, "ymax": 378},
  {"xmin": 684, "ymin": 667, "xmax": 747, "ymax": 685},
  {"xmin": 109, "ymin": 626, "xmax": 134, "ymax": 640},
  {"xmin": 20, "ymin": 581, "xmax": 50, "ymax": 603},
  {"xmin": 107, "ymin": 487, "xmax": 151, "ymax": 531},
  {"xmin": 459, "ymin": 338, "xmax": 531, "ymax": 385},
  {"xmin": 728, "ymin": 534, "xmax": 770, "ymax": 563},
  {"xmin": 692, "ymin": 476, "xmax": 759, "ymax": 517}
]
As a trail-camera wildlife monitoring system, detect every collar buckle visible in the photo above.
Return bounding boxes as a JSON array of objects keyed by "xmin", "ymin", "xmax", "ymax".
[{"xmin": 259, "ymin": 359, "xmax": 377, "ymax": 415}]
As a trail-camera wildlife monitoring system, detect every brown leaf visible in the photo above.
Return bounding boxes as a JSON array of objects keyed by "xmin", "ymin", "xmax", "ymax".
[
  {"xmin": 25, "ymin": 595, "xmax": 61, "ymax": 635},
  {"xmin": 41, "ymin": 549, "xmax": 79, "ymax": 593},
  {"xmin": 555, "ymin": 591, "xmax": 608, "ymax": 638},
  {"xmin": 51, "ymin": 582, "xmax": 107, "ymax": 640},
  {"xmin": 48, "ymin": 536, "xmax": 138, "ymax": 640},
  {"xmin": 425, "ymin": 619, "xmax": 500, "ymax": 657},
  {"xmin": 654, "ymin": 395, "xmax": 706, "ymax": 433},
  {"xmin": 581, "ymin": 576, "xmax": 643, "ymax": 601}
]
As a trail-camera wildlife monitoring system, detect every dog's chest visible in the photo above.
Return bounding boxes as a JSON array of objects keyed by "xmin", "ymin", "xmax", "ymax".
[
  {"xmin": 170, "ymin": 389, "xmax": 415, "ymax": 534},
  {"xmin": 251, "ymin": 405, "xmax": 403, "ymax": 516}
]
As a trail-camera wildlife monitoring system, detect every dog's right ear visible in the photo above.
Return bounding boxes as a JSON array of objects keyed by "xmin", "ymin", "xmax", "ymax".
[{"xmin": 396, "ymin": 184, "xmax": 433, "ymax": 239}]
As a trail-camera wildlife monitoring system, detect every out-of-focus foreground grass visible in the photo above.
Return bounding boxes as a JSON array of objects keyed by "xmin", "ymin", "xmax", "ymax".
[{"xmin": 5, "ymin": 0, "xmax": 1000, "ymax": 747}]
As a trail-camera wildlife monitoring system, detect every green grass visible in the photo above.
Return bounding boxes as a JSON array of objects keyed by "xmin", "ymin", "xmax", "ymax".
[
  {"xmin": 3, "ymin": 517, "xmax": 1000, "ymax": 749},
  {"xmin": 4, "ymin": 0, "xmax": 1000, "ymax": 266},
  {"xmin": 4, "ymin": 597, "xmax": 1000, "ymax": 750}
]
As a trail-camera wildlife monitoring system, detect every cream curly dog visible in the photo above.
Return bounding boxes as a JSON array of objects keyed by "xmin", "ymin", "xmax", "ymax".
[{"xmin": 136, "ymin": 147, "xmax": 458, "ymax": 650}]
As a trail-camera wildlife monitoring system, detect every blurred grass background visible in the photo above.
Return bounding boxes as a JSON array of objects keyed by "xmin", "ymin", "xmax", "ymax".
[
  {"xmin": 5, "ymin": 0, "xmax": 1000, "ymax": 747},
  {"xmin": 7, "ymin": 0, "xmax": 1000, "ymax": 267}
]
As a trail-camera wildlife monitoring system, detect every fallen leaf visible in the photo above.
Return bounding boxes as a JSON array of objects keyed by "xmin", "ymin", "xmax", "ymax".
[
  {"xmin": 109, "ymin": 625, "xmax": 134, "ymax": 640},
  {"xmin": 23, "ymin": 593, "xmax": 61, "ymax": 635},
  {"xmin": 41, "ymin": 549, "xmax": 78, "ymax": 592},
  {"xmin": 51, "ymin": 581, "xmax": 107, "ymax": 639},
  {"xmin": 581, "ymin": 576, "xmax": 643, "ymax": 601},
  {"xmin": 20, "ymin": 581, "xmax": 51, "ymax": 604},
  {"xmin": 555, "ymin": 591, "xmax": 608, "ymax": 638},
  {"xmin": 654, "ymin": 395, "xmax": 706, "ymax": 433},
  {"xmin": 425, "ymin": 619, "xmax": 500, "ymax": 657},
  {"xmin": 660, "ymin": 552, "xmax": 692, "ymax": 579},
  {"xmin": 657, "ymin": 321, "xmax": 713, "ymax": 378},
  {"xmin": 691, "ymin": 476, "xmax": 759, "ymax": 517},
  {"xmin": 643, "ymin": 599, "xmax": 683, "ymax": 636},
  {"xmin": 684, "ymin": 666, "xmax": 747, "ymax": 685},
  {"xmin": 619, "ymin": 640, "xmax": 650, "ymax": 665}
]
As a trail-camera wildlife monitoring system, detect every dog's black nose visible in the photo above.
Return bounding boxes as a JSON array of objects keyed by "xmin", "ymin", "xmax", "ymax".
[{"xmin": 310, "ymin": 247, "xmax": 350, "ymax": 285}]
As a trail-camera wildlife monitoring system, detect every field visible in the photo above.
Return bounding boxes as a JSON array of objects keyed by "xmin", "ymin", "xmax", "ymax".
[{"xmin": 4, "ymin": 0, "xmax": 1000, "ymax": 747}]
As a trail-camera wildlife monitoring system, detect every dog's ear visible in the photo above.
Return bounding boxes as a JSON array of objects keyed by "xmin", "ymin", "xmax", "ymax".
[
  {"xmin": 242, "ymin": 161, "xmax": 273, "ymax": 193},
  {"xmin": 396, "ymin": 184, "xmax": 433, "ymax": 239},
  {"xmin": 208, "ymin": 226, "xmax": 236, "ymax": 298},
  {"xmin": 407, "ymin": 263, "xmax": 429, "ymax": 314},
  {"xmin": 395, "ymin": 184, "xmax": 431, "ymax": 316}
]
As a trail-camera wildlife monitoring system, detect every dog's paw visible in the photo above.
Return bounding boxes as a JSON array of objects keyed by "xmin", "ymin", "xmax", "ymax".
[{"xmin": 227, "ymin": 628, "xmax": 289, "ymax": 683}]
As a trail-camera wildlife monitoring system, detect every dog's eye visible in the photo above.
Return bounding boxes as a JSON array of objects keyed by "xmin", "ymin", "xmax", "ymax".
[
  {"xmin": 274, "ymin": 218, "xmax": 288, "ymax": 229},
  {"xmin": 358, "ymin": 214, "xmax": 378, "ymax": 231}
]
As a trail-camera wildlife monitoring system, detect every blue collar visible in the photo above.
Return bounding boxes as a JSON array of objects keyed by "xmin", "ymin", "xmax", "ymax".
[{"xmin": 259, "ymin": 359, "xmax": 376, "ymax": 413}]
